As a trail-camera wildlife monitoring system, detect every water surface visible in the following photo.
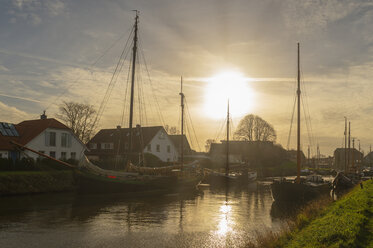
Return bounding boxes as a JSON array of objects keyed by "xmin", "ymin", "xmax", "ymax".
[{"xmin": 0, "ymin": 182, "xmax": 289, "ymax": 248}]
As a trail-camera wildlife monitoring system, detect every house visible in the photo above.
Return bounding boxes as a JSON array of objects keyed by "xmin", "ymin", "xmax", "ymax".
[
  {"xmin": 169, "ymin": 134, "xmax": 193, "ymax": 156},
  {"xmin": 363, "ymin": 151, "xmax": 373, "ymax": 167},
  {"xmin": 0, "ymin": 115, "xmax": 86, "ymax": 161},
  {"xmin": 86, "ymin": 125, "xmax": 179, "ymax": 162},
  {"xmin": 334, "ymin": 148, "xmax": 363, "ymax": 172},
  {"xmin": 208, "ymin": 140, "xmax": 286, "ymax": 167}
]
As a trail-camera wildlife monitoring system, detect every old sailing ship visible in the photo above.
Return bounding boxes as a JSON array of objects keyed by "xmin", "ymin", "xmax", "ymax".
[
  {"xmin": 78, "ymin": 12, "xmax": 202, "ymax": 194},
  {"xmin": 204, "ymin": 102, "xmax": 257, "ymax": 186},
  {"xmin": 14, "ymin": 12, "xmax": 202, "ymax": 194},
  {"xmin": 271, "ymin": 43, "xmax": 330, "ymax": 201}
]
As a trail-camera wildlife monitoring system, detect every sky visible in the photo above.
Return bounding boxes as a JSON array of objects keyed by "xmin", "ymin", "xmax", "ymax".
[{"xmin": 1, "ymin": 0, "xmax": 373, "ymax": 156}]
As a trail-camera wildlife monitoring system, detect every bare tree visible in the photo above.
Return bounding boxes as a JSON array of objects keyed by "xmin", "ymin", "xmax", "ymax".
[
  {"xmin": 57, "ymin": 101, "xmax": 96, "ymax": 143},
  {"xmin": 234, "ymin": 114, "xmax": 276, "ymax": 142}
]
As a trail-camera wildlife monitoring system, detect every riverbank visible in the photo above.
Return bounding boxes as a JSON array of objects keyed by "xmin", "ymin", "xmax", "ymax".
[
  {"xmin": 0, "ymin": 171, "xmax": 76, "ymax": 196},
  {"xmin": 248, "ymin": 179, "xmax": 373, "ymax": 247}
]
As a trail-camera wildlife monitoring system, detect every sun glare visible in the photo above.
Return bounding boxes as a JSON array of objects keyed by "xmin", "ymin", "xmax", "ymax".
[{"xmin": 203, "ymin": 70, "xmax": 255, "ymax": 119}]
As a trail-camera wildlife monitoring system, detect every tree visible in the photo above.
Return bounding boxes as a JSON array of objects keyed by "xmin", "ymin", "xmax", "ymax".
[
  {"xmin": 164, "ymin": 125, "xmax": 180, "ymax": 135},
  {"xmin": 234, "ymin": 114, "xmax": 277, "ymax": 142},
  {"xmin": 57, "ymin": 101, "xmax": 96, "ymax": 143}
]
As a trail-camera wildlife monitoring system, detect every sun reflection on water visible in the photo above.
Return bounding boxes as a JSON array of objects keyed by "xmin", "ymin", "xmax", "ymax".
[{"xmin": 216, "ymin": 203, "xmax": 233, "ymax": 236}]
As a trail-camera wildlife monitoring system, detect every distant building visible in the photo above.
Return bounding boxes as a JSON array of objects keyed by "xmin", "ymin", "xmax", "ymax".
[
  {"xmin": 287, "ymin": 149, "xmax": 307, "ymax": 166},
  {"xmin": 0, "ymin": 117, "xmax": 86, "ymax": 161},
  {"xmin": 334, "ymin": 148, "xmax": 363, "ymax": 172},
  {"xmin": 208, "ymin": 140, "xmax": 286, "ymax": 167},
  {"xmin": 363, "ymin": 151, "xmax": 373, "ymax": 167},
  {"xmin": 86, "ymin": 125, "xmax": 179, "ymax": 162}
]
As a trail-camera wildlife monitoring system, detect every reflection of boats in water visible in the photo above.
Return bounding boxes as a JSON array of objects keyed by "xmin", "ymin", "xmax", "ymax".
[{"xmin": 271, "ymin": 44, "xmax": 331, "ymax": 202}]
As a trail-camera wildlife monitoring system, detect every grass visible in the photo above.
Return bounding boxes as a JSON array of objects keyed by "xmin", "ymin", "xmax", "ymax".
[{"xmin": 246, "ymin": 179, "xmax": 373, "ymax": 248}]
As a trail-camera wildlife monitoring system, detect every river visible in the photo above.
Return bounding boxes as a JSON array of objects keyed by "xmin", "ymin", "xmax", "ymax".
[{"xmin": 0, "ymin": 181, "xmax": 291, "ymax": 248}]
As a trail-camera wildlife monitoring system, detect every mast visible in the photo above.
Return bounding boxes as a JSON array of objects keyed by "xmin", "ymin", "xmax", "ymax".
[
  {"xmin": 296, "ymin": 43, "xmax": 301, "ymax": 184},
  {"xmin": 128, "ymin": 11, "xmax": 139, "ymax": 161},
  {"xmin": 346, "ymin": 121, "xmax": 351, "ymax": 173},
  {"xmin": 344, "ymin": 117, "xmax": 347, "ymax": 173},
  {"xmin": 179, "ymin": 76, "xmax": 184, "ymax": 171},
  {"xmin": 226, "ymin": 100, "xmax": 230, "ymax": 176}
]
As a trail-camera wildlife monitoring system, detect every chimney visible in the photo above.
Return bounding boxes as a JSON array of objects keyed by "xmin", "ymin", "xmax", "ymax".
[
  {"xmin": 117, "ymin": 125, "xmax": 121, "ymax": 129},
  {"xmin": 40, "ymin": 110, "xmax": 47, "ymax": 120},
  {"xmin": 136, "ymin": 124, "xmax": 141, "ymax": 129}
]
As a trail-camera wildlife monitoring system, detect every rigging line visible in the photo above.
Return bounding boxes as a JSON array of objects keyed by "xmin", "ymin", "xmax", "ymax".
[
  {"xmin": 301, "ymin": 92, "xmax": 313, "ymax": 155},
  {"xmin": 120, "ymin": 58, "xmax": 132, "ymax": 127},
  {"xmin": 300, "ymin": 69, "xmax": 317, "ymax": 156},
  {"xmin": 92, "ymin": 34, "xmax": 134, "ymax": 130},
  {"xmin": 185, "ymin": 97, "xmax": 201, "ymax": 151},
  {"xmin": 45, "ymin": 27, "xmax": 134, "ymax": 112},
  {"xmin": 214, "ymin": 117, "xmax": 226, "ymax": 142},
  {"xmin": 138, "ymin": 55, "xmax": 149, "ymax": 126},
  {"xmin": 138, "ymin": 38, "xmax": 166, "ymax": 127},
  {"xmin": 286, "ymin": 94, "xmax": 297, "ymax": 150}
]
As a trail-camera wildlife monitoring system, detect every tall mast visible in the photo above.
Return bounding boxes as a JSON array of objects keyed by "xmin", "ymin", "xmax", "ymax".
[
  {"xmin": 179, "ymin": 76, "xmax": 184, "ymax": 171},
  {"xmin": 344, "ymin": 116, "xmax": 347, "ymax": 173},
  {"xmin": 346, "ymin": 121, "xmax": 351, "ymax": 173},
  {"xmin": 128, "ymin": 11, "xmax": 139, "ymax": 161},
  {"xmin": 226, "ymin": 100, "xmax": 230, "ymax": 176},
  {"xmin": 296, "ymin": 43, "xmax": 301, "ymax": 184}
]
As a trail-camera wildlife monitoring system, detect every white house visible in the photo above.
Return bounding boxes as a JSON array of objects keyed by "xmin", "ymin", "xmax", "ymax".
[
  {"xmin": 0, "ymin": 116, "xmax": 86, "ymax": 161},
  {"xmin": 86, "ymin": 125, "xmax": 179, "ymax": 162}
]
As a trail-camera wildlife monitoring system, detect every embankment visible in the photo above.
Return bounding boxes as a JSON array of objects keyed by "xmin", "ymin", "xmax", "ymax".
[
  {"xmin": 0, "ymin": 171, "xmax": 76, "ymax": 196},
  {"xmin": 284, "ymin": 179, "xmax": 373, "ymax": 247},
  {"xmin": 251, "ymin": 179, "xmax": 373, "ymax": 248}
]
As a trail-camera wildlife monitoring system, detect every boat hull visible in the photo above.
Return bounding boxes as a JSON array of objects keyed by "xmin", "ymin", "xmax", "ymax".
[
  {"xmin": 76, "ymin": 171, "xmax": 202, "ymax": 195},
  {"xmin": 271, "ymin": 180, "xmax": 330, "ymax": 202}
]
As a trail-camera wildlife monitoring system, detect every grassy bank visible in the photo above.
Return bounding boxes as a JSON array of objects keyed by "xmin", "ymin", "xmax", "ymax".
[
  {"xmin": 249, "ymin": 180, "xmax": 373, "ymax": 247},
  {"xmin": 0, "ymin": 171, "xmax": 76, "ymax": 196}
]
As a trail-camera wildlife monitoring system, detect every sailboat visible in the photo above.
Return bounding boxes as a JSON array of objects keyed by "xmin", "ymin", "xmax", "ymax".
[
  {"xmin": 271, "ymin": 43, "xmax": 330, "ymax": 202},
  {"xmin": 204, "ymin": 102, "xmax": 256, "ymax": 186},
  {"xmin": 14, "ymin": 12, "xmax": 202, "ymax": 195}
]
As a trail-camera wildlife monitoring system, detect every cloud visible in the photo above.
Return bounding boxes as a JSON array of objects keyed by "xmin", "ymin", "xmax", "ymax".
[
  {"xmin": 0, "ymin": 65, "xmax": 9, "ymax": 72},
  {"xmin": 9, "ymin": 0, "xmax": 66, "ymax": 26},
  {"xmin": 0, "ymin": 100, "xmax": 32, "ymax": 123}
]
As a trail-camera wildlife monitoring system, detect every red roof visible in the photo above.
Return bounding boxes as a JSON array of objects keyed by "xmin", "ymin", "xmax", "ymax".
[{"xmin": 0, "ymin": 118, "xmax": 69, "ymax": 150}]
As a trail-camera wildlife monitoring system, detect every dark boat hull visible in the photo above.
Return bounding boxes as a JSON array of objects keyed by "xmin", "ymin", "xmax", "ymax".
[
  {"xmin": 271, "ymin": 181, "xmax": 330, "ymax": 202},
  {"xmin": 76, "ymin": 171, "xmax": 201, "ymax": 195}
]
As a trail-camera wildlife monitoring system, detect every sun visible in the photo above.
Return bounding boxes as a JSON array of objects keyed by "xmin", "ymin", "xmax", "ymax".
[{"xmin": 203, "ymin": 70, "xmax": 255, "ymax": 119}]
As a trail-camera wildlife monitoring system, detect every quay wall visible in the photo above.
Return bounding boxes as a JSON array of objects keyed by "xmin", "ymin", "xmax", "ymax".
[{"xmin": 0, "ymin": 171, "xmax": 76, "ymax": 196}]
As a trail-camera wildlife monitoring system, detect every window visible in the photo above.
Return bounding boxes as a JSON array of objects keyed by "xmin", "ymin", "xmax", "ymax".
[
  {"xmin": 61, "ymin": 133, "xmax": 71, "ymax": 148},
  {"xmin": 49, "ymin": 151, "xmax": 56, "ymax": 158},
  {"xmin": 102, "ymin": 143, "xmax": 114, "ymax": 149},
  {"xmin": 156, "ymin": 144, "xmax": 160, "ymax": 152},
  {"xmin": 147, "ymin": 144, "xmax": 151, "ymax": 151},
  {"xmin": 167, "ymin": 145, "xmax": 171, "ymax": 153},
  {"xmin": 61, "ymin": 152, "xmax": 67, "ymax": 160},
  {"xmin": 71, "ymin": 152, "xmax": 76, "ymax": 160},
  {"xmin": 89, "ymin": 143, "xmax": 97, "ymax": 149},
  {"xmin": 45, "ymin": 132, "xmax": 56, "ymax": 146}
]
